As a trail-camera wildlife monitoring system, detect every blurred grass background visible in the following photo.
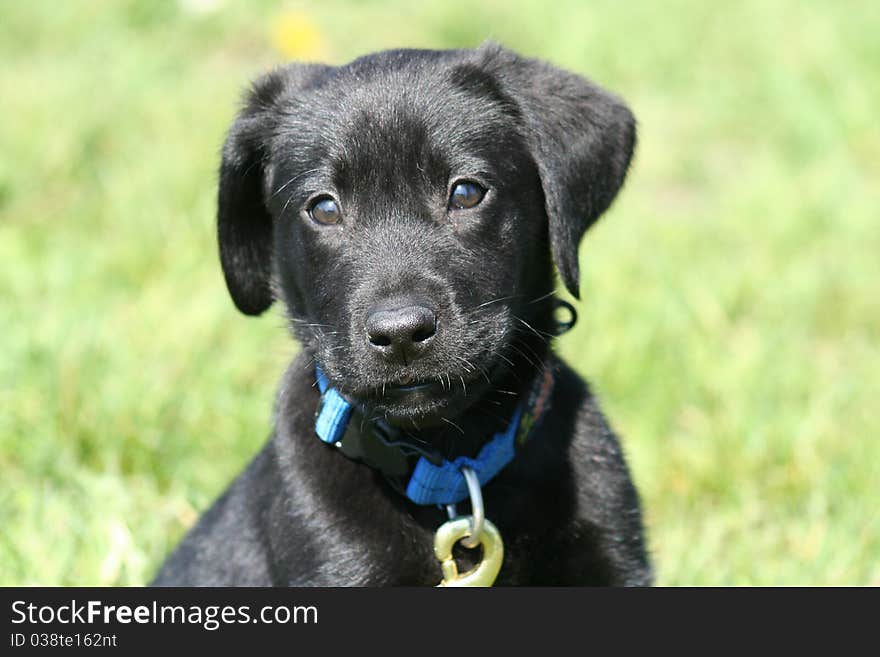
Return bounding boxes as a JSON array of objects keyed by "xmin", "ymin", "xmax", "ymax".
[{"xmin": 1, "ymin": 0, "xmax": 878, "ymax": 585}]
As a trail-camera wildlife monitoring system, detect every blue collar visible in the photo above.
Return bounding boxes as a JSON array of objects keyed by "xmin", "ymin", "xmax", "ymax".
[{"xmin": 314, "ymin": 364, "xmax": 553, "ymax": 506}]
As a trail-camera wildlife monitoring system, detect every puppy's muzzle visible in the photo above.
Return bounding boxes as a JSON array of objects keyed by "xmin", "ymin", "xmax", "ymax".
[{"xmin": 365, "ymin": 301, "xmax": 437, "ymax": 365}]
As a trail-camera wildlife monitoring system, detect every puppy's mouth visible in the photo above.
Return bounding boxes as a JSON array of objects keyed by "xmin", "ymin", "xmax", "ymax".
[
  {"xmin": 353, "ymin": 373, "xmax": 484, "ymax": 426},
  {"xmin": 370, "ymin": 377, "xmax": 453, "ymax": 404},
  {"xmin": 388, "ymin": 381, "xmax": 435, "ymax": 393}
]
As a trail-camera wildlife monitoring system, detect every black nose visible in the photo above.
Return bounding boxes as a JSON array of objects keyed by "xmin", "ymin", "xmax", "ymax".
[{"xmin": 365, "ymin": 303, "xmax": 437, "ymax": 364}]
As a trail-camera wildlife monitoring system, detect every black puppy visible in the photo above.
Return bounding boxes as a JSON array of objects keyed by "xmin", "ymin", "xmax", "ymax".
[{"xmin": 153, "ymin": 43, "xmax": 652, "ymax": 586}]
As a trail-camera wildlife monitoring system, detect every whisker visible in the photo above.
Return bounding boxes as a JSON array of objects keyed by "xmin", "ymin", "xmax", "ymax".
[
  {"xmin": 512, "ymin": 315, "xmax": 551, "ymax": 344},
  {"xmin": 526, "ymin": 289, "xmax": 557, "ymax": 304},
  {"xmin": 473, "ymin": 294, "xmax": 519, "ymax": 310},
  {"xmin": 508, "ymin": 342, "xmax": 541, "ymax": 372},
  {"xmin": 440, "ymin": 416, "xmax": 465, "ymax": 436}
]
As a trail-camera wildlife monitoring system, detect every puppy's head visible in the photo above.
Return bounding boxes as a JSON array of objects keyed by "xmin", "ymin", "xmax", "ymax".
[{"xmin": 217, "ymin": 44, "xmax": 635, "ymax": 425}]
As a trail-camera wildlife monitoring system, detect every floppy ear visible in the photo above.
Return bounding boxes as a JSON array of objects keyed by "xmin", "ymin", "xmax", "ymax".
[
  {"xmin": 217, "ymin": 64, "xmax": 330, "ymax": 315},
  {"xmin": 217, "ymin": 76, "xmax": 279, "ymax": 315},
  {"xmin": 482, "ymin": 45, "xmax": 636, "ymax": 298}
]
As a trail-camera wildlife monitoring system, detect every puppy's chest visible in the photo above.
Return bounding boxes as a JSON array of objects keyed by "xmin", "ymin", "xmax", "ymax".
[
  {"xmin": 283, "ymin": 487, "xmax": 568, "ymax": 586},
  {"xmin": 282, "ymin": 517, "xmax": 440, "ymax": 586},
  {"xmin": 291, "ymin": 525, "xmax": 542, "ymax": 586}
]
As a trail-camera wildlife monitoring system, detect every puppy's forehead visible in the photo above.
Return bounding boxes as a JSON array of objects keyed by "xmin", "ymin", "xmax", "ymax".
[
  {"xmin": 277, "ymin": 56, "xmax": 525, "ymax": 182},
  {"xmin": 341, "ymin": 60, "xmax": 512, "ymax": 131}
]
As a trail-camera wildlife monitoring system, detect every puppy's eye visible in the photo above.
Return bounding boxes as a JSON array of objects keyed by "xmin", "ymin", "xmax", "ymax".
[
  {"xmin": 308, "ymin": 196, "xmax": 342, "ymax": 225},
  {"xmin": 448, "ymin": 181, "xmax": 486, "ymax": 210}
]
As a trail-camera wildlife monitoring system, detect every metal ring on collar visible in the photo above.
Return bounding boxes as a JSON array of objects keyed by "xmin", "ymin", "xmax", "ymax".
[{"xmin": 460, "ymin": 466, "xmax": 484, "ymax": 549}]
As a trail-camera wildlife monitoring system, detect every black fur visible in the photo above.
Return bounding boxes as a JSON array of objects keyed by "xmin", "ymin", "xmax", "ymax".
[{"xmin": 153, "ymin": 43, "xmax": 651, "ymax": 586}]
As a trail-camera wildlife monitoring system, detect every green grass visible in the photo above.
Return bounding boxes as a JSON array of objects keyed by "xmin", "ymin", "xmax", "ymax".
[{"xmin": 2, "ymin": 0, "xmax": 878, "ymax": 586}]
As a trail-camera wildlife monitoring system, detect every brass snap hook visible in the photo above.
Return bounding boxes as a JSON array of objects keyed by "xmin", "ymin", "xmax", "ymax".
[{"xmin": 434, "ymin": 517, "xmax": 504, "ymax": 587}]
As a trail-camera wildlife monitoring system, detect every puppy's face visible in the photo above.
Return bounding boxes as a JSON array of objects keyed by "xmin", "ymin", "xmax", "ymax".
[
  {"xmin": 217, "ymin": 45, "xmax": 635, "ymax": 426},
  {"xmin": 268, "ymin": 58, "xmax": 549, "ymax": 423}
]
